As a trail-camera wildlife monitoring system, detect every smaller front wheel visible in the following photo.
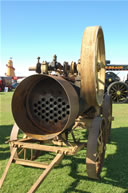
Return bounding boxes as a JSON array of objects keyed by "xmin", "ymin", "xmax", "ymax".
[{"xmin": 86, "ymin": 117, "xmax": 106, "ymax": 179}]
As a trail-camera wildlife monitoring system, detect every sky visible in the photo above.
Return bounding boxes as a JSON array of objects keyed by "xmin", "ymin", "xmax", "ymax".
[{"xmin": 1, "ymin": 0, "xmax": 128, "ymax": 79}]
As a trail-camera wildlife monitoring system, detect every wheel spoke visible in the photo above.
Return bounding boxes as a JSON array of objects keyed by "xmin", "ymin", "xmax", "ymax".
[{"xmin": 111, "ymin": 87, "xmax": 117, "ymax": 92}]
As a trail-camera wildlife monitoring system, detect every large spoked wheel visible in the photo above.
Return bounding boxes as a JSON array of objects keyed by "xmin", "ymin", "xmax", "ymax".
[
  {"xmin": 102, "ymin": 94, "xmax": 112, "ymax": 143},
  {"xmin": 107, "ymin": 81, "xmax": 128, "ymax": 103},
  {"xmin": 80, "ymin": 26, "xmax": 105, "ymax": 107},
  {"xmin": 86, "ymin": 117, "xmax": 106, "ymax": 179}
]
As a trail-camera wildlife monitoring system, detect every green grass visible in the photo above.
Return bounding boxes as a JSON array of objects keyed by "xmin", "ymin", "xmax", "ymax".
[{"xmin": 0, "ymin": 92, "xmax": 128, "ymax": 193}]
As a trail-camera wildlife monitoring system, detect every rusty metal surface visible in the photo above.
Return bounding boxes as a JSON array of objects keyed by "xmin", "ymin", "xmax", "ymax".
[
  {"xmin": 80, "ymin": 26, "xmax": 105, "ymax": 107},
  {"xmin": 12, "ymin": 74, "xmax": 79, "ymax": 140}
]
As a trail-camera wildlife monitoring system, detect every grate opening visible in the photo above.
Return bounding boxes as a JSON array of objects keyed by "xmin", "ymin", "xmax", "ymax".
[
  {"xmin": 46, "ymin": 107, "xmax": 49, "ymax": 111},
  {"xmin": 41, "ymin": 98, "xmax": 45, "ymax": 102},
  {"xmin": 62, "ymin": 102, "xmax": 66, "ymax": 105},
  {"xmin": 46, "ymin": 113, "xmax": 49, "ymax": 116},
  {"xmin": 50, "ymin": 104, "xmax": 53, "ymax": 108},
  {"xmin": 58, "ymin": 104, "xmax": 61, "ymax": 108},
  {"xmin": 46, "ymin": 101, "xmax": 49, "ymax": 105},
  {"xmin": 54, "ymin": 107, "xmax": 57, "ymax": 111},
  {"xmin": 54, "ymin": 113, "xmax": 57, "ymax": 117},
  {"xmin": 33, "ymin": 95, "xmax": 70, "ymax": 124},
  {"xmin": 62, "ymin": 107, "xmax": 66, "ymax": 111},
  {"xmin": 66, "ymin": 104, "xmax": 70, "ymax": 109},
  {"xmin": 57, "ymin": 98, "xmax": 62, "ymax": 102},
  {"xmin": 42, "ymin": 110, "xmax": 45, "ymax": 113},
  {"xmin": 50, "ymin": 97, "xmax": 54, "ymax": 102},
  {"xmin": 62, "ymin": 114, "xmax": 66, "ymax": 118},
  {"xmin": 67, "ymin": 111, "xmax": 70, "ymax": 115},
  {"xmin": 34, "ymin": 109, "xmax": 37, "ymax": 113},
  {"xmin": 54, "ymin": 101, "xmax": 57, "ymax": 105}
]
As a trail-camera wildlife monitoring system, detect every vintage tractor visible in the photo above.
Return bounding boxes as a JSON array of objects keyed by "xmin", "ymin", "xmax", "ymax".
[
  {"xmin": 105, "ymin": 71, "xmax": 128, "ymax": 103},
  {"xmin": 0, "ymin": 26, "xmax": 113, "ymax": 193}
]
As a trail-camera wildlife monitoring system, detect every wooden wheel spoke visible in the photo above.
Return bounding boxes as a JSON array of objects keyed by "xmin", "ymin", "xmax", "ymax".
[
  {"xmin": 122, "ymin": 92, "xmax": 127, "ymax": 96},
  {"xmin": 120, "ymin": 85, "xmax": 126, "ymax": 90},
  {"xmin": 119, "ymin": 84, "xmax": 124, "ymax": 88},
  {"xmin": 113, "ymin": 95, "xmax": 117, "ymax": 100},
  {"xmin": 111, "ymin": 87, "xmax": 117, "ymax": 92}
]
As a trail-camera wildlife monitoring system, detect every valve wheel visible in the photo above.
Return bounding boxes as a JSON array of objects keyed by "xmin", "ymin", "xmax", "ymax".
[
  {"xmin": 86, "ymin": 117, "xmax": 106, "ymax": 179},
  {"xmin": 102, "ymin": 94, "xmax": 112, "ymax": 143},
  {"xmin": 80, "ymin": 26, "xmax": 105, "ymax": 107},
  {"xmin": 107, "ymin": 81, "xmax": 128, "ymax": 103}
]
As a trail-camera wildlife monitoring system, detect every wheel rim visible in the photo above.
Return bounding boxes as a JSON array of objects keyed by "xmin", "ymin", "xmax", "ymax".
[
  {"xmin": 108, "ymin": 82, "xmax": 128, "ymax": 103},
  {"xmin": 80, "ymin": 26, "xmax": 105, "ymax": 107},
  {"xmin": 86, "ymin": 117, "xmax": 106, "ymax": 179}
]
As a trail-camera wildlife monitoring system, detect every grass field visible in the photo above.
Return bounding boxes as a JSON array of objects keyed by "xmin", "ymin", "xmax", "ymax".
[{"xmin": 0, "ymin": 92, "xmax": 128, "ymax": 193}]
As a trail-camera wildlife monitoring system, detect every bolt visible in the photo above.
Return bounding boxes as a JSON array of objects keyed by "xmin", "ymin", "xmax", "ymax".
[{"xmin": 97, "ymin": 62, "xmax": 105, "ymax": 72}]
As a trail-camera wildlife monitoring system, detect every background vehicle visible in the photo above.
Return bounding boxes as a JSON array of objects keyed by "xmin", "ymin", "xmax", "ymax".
[{"xmin": 105, "ymin": 63, "xmax": 128, "ymax": 103}]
